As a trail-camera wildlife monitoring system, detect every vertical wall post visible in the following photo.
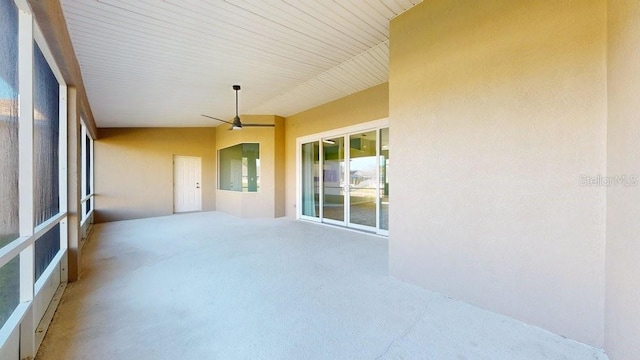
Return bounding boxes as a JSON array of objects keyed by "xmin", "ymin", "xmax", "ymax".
[
  {"xmin": 59, "ymin": 85, "xmax": 69, "ymax": 282},
  {"xmin": 66, "ymin": 86, "xmax": 81, "ymax": 282}
]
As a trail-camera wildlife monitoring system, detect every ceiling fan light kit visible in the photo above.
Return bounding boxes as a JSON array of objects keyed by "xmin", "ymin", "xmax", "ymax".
[
  {"xmin": 232, "ymin": 116, "xmax": 242, "ymax": 130},
  {"xmin": 202, "ymin": 85, "xmax": 275, "ymax": 130}
]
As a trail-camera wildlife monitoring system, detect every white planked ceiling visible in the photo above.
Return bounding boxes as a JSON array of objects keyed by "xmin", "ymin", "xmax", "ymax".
[{"xmin": 60, "ymin": 0, "xmax": 421, "ymax": 127}]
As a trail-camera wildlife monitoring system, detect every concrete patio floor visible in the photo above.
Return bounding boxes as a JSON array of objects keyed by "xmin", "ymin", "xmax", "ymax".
[{"xmin": 36, "ymin": 212, "xmax": 607, "ymax": 360}]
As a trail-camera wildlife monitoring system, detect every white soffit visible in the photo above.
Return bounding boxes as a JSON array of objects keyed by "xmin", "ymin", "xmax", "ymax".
[{"xmin": 60, "ymin": 0, "xmax": 421, "ymax": 127}]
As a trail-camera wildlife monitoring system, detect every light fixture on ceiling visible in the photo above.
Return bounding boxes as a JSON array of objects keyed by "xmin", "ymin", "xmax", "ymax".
[{"xmin": 322, "ymin": 139, "xmax": 336, "ymax": 145}]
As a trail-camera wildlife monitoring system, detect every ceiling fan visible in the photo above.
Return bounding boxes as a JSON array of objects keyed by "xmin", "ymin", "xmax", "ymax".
[{"xmin": 201, "ymin": 85, "xmax": 275, "ymax": 130}]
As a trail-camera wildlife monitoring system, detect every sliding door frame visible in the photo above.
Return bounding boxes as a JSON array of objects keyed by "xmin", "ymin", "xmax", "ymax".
[{"xmin": 296, "ymin": 118, "xmax": 389, "ymax": 235}]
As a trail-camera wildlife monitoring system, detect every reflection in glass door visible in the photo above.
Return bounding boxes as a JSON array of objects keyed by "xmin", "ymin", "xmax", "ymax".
[
  {"xmin": 348, "ymin": 131, "xmax": 377, "ymax": 229},
  {"xmin": 379, "ymin": 128, "xmax": 389, "ymax": 231},
  {"xmin": 322, "ymin": 137, "xmax": 345, "ymax": 223},
  {"xmin": 301, "ymin": 141, "xmax": 319, "ymax": 218}
]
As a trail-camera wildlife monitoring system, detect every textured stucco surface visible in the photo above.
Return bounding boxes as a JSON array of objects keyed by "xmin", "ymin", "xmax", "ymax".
[
  {"xmin": 605, "ymin": 0, "xmax": 640, "ymax": 359},
  {"xmin": 389, "ymin": 0, "xmax": 607, "ymax": 346}
]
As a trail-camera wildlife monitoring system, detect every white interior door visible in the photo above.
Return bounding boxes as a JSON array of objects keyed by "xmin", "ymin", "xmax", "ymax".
[{"xmin": 174, "ymin": 156, "xmax": 202, "ymax": 213}]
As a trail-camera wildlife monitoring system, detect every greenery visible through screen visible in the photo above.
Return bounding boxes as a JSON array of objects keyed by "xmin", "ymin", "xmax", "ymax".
[{"xmin": 218, "ymin": 143, "xmax": 260, "ymax": 192}]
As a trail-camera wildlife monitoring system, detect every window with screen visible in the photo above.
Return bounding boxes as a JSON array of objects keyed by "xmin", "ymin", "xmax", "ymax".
[
  {"xmin": 0, "ymin": 0, "xmax": 20, "ymax": 329},
  {"xmin": 33, "ymin": 41, "xmax": 60, "ymax": 281}
]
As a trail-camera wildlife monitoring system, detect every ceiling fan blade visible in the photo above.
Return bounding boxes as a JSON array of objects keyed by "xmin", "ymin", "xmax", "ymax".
[
  {"xmin": 201, "ymin": 114, "xmax": 233, "ymax": 125},
  {"xmin": 203, "ymin": 86, "xmax": 272, "ymax": 130}
]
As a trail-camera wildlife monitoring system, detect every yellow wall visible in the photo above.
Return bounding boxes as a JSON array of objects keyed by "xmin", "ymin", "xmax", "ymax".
[
  {"xmin": 274, "ymin": 116, "xmax": 286, "ymax": 217},
  {"xmin": 215, "ymin": 115, "xmax": 285, "ymax": 218},
  {"xmin": 606, "ymin": 0, "xmax": 640, "ymax": 358},
  {"xmin": 94, "ymin": 128, "xmax": 216, "ymax": 222},
  {"xmin": 389, "ymin": 0, "xmax": 607, "ymax": 346},
  {"xmin": 284, "ymin": 83, "xmax": 389, "ymax": 217}
]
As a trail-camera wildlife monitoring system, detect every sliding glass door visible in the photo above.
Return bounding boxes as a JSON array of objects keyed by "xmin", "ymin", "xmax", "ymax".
[
  {"xmin": 348, "ymin": 131, "xmax": 377, "ymax": 230},
  {"xmin": 301, "ymin": 141, "xmax": 320, "ymax": 218},
  {"xmin": 379, "ymin": 128, "xmax": 389, "ymax": 231},
  {"xmin": 299, "ymin": 125, "xmax": 389, "ymax": 235},
  {"xmin": 322, "ymin": 136, "xmax": 345, "ymax": 224}
]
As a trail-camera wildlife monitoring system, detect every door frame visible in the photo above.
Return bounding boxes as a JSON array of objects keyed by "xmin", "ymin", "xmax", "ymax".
[
  {"xmin": 296, "ymin": 118, "xmax": 389, "ymax": 235},
  {"xmin": 345, "ymin": 128, "xmax": 380, "ymax": 233},
  {"xmin": 173, "ymin": 155, "xmax": 202, "ymax": 213}
]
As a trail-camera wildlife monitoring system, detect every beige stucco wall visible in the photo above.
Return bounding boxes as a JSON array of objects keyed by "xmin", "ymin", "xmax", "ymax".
[
  {"xmin": 284, "ymin": 83, "xmax": 389, "ymax": 218},
  {"xmin": 389, "ymin": 0, "xmax": 607, "ymax": 346},
  {"xmin": 215, "ymin": 115, "xmax": 285, "ymax": 218},
  {"xmin": 606, "ymin": 1, "xmax": 640, "ymax": 358},
  {"xmin": 94, "ymin": 127, "xmax": 216, "ymax": 222},
  {"xmin": 274, "ymin": 116, "xmax": 286, "ymax": 217}
]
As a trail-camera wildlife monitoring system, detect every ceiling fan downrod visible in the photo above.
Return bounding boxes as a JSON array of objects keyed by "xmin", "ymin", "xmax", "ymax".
[{"xmin": 232, "ymin": 85, "xmax": 242, "ymax": 130}]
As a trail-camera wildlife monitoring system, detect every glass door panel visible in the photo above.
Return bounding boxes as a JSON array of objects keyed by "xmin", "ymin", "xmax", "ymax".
[
  {"xmin": 322, "ymin": 137, "xmax": 345, "ymax": 222},
  {"xmin": 301, "ymin": 141, "xmax": 320, "ymax": 218},
  {"xmin": 379, "ymin": 128, "xmax": 389, "ymax": 231},
  {"xmin": 348, "ymin": 131, "xmax": 377, "ymax": 228}
]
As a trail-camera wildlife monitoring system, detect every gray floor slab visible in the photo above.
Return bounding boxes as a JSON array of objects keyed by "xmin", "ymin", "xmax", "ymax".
[{"xmin": 37, "ymin": 212, "xmax": 608, "ymax": 360}]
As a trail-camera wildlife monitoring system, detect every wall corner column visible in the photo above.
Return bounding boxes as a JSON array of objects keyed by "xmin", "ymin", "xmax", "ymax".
[{"xmin": 274, "ymin": 116, "xmax": 286, "ymax": 217}]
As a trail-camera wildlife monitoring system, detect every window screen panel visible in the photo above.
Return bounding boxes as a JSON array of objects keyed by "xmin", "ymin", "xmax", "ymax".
[
  {"xmin": 0, "ymin": 0, "xmax": 20, "ymax": 246},
  {"xmin": 0, "ymin": 0, "xmax": 20, "ymax": 331},
  {"xmin": 33, "ymin": 42, "xmax": 60, "ymax": 226},
  {"xmin": 85, "ymin": 133, "xmax": 91, "ymax": 214},
  {"xmin": 35, "ymin": 223, "xmax": 60, "ymax": 281},
  {"xmin": 0, "ymin": 257, "xmax": 19, "ymax": 329}
]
